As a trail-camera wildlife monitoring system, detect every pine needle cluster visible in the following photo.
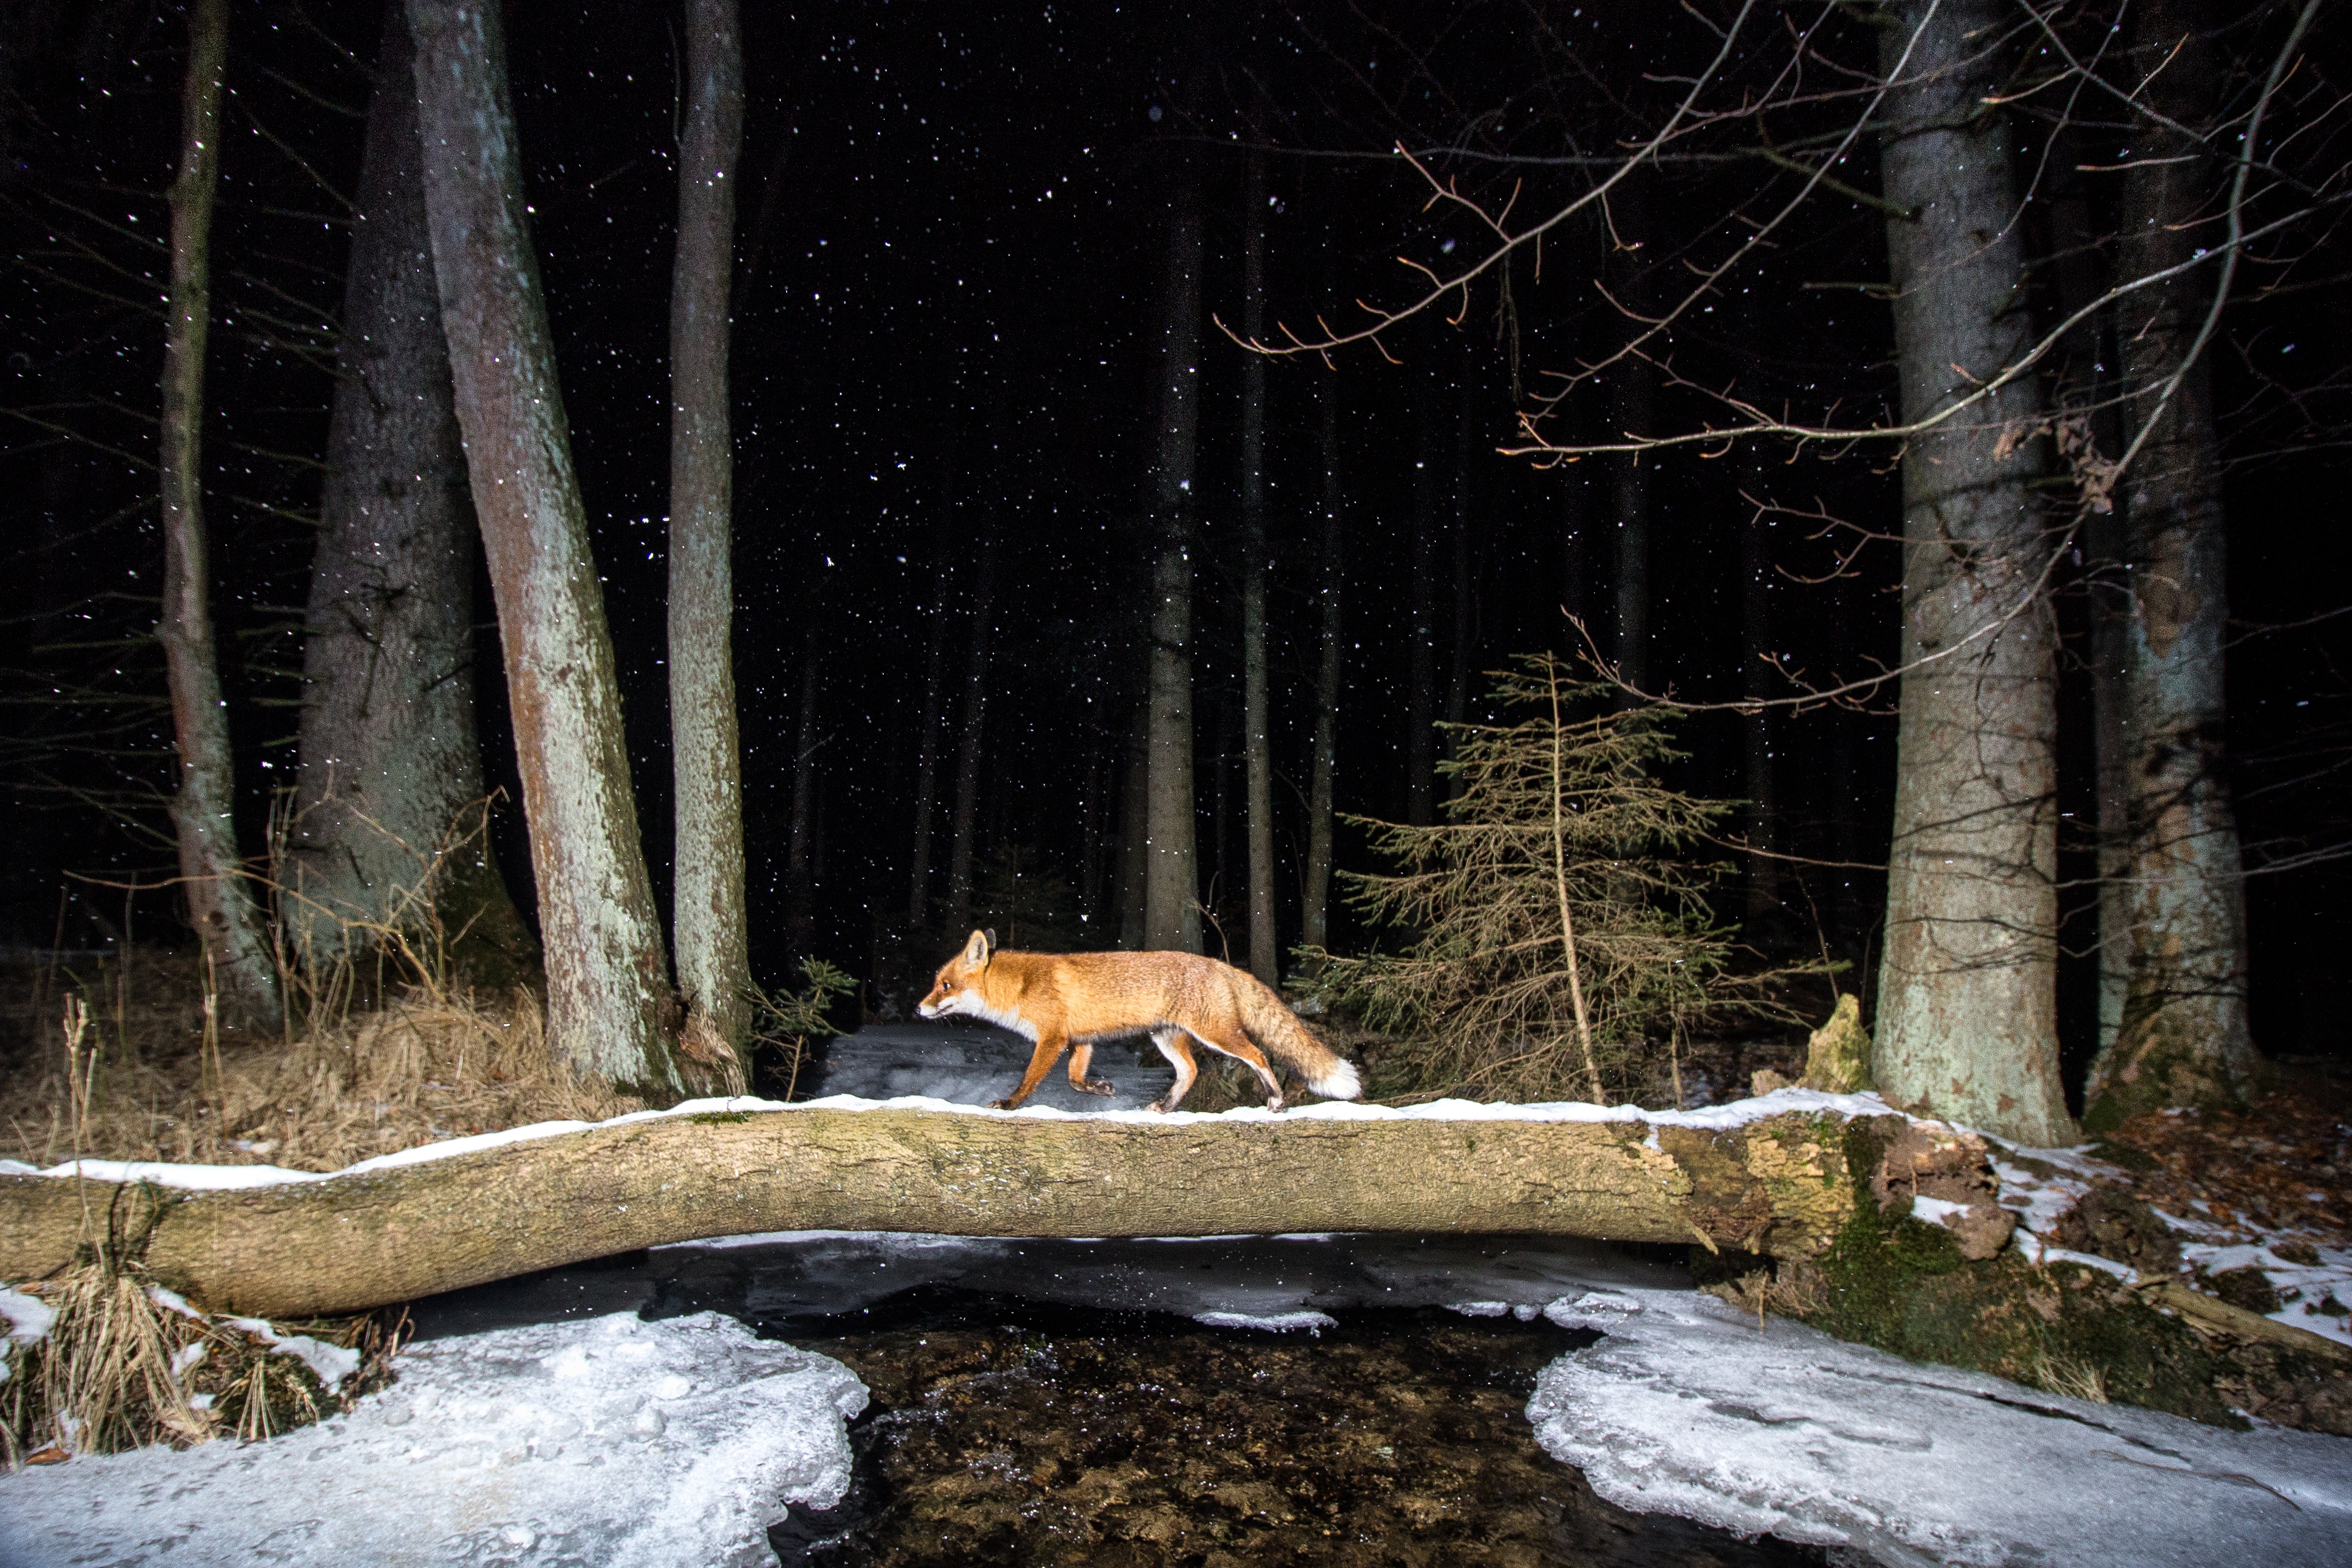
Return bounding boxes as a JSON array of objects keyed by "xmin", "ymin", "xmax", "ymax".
[{"xmin": 1311, "ymin": 654, "xmax": 1776, "ymax": 1106}]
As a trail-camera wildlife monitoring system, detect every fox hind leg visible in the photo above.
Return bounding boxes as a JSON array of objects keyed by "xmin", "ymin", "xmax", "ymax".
[
  {"xmin": 1066, "ymin": 1041, "xmax": 1115, "ymax": 1097},
  {"xmin": 1146, "ymin": 1028, "xmax": 1197, "ymax": 1113},
  {"xmin": 1190, "ymin": 1027, "xmax": 1287, "ymax": 1113}
]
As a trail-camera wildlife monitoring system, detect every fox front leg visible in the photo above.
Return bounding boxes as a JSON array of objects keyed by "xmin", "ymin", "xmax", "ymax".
[
  {"xmin": 991, "ymin": 1033, "xmax": 1069, "ymax": 1110},
  {"xmin": 1066, "ymin": 1042, "xmax": 1116, "ymax": 1097}
]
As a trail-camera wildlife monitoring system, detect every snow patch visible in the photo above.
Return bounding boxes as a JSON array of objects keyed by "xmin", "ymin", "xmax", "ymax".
[
  {"xmin": 1, "ymin": 1288, "xmax": 57, "ymax": 1346},
  {"xmin": 1191, "ymin": 1310, "xmax": 1336, "ymax": 1335},
  {"xmin": 1528, "ymin": 1286, "xmax": 2352, "ymax": 1567},
  {"xmin": 0, "ymin": 1311, "xmax": 866, "ymax": 1568}
]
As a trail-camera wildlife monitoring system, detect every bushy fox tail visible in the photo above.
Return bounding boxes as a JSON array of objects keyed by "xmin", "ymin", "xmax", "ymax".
[{"xmin": 1235, "ymin": 975, "xmax": 1362, "ymax": 1101}]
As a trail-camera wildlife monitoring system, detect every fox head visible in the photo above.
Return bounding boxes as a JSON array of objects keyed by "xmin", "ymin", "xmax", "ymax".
[{"xmin": 916, "ymin": 928, "xmax": 996, "ymax": 1019}]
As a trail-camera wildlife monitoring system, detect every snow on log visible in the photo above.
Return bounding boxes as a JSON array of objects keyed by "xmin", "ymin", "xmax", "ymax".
[{"xmin": 0, "ymin": 1095, "xmax": 1905, "ymax": 1319}]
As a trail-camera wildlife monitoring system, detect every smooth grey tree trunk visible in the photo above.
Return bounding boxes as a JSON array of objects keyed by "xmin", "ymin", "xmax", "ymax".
[
  {"xmin": 296, "ymin": 0, "xmax": 533, "ymax": 992},
  {"xmin": 1143, "ymin": 175, "xmax": 1204, "ymax": 954},
  {"xmin": 159, "ymin": 0, "xmax": 279, "ymax": 1026},
  {"xmin": 1303, "ymin": 375, "xmax": 1343, "ymax": 954},
  {"xmin": 946, "ymin": 534, "xmax": 996, "ymax": 937},
  {"xmin": 1239, "ymin": 149, "xmax": 1278, "ymax": 984},
  {"xmin": 1871, "ymin": 0, "xmax": 2071, "ymax": 1145},
  {"xmin": 408, "ymin": 0, "xmax": 682, "ymax": 1099},
  {"xmin": 2085, "ymin": 0, "xmax": 2259, "ymax": 1126},
  {"xmin": 667, "ymin": 0, "xmax": 750, "ymax": 1060}
]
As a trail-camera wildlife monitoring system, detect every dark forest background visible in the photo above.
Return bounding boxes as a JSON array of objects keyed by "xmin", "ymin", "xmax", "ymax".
[{"xmin": 4, "ymin": 0, "xmax": 2347, "ymax": 1093}]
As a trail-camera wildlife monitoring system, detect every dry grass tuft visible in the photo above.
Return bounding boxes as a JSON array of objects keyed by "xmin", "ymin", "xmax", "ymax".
[
  {"xmin": 2031, "ymin": 1347, "xmax": 2112, "ymax": 1405},
  {"xmin": 2, "ymin": 1258, "xmax": 400, "ymax": 1466},
  {"xmin": 3, "ymin": 962, "xmax": 638, "ymax": 1175}
]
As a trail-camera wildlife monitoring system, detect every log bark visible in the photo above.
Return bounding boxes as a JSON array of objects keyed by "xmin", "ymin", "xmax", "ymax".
[
  {"xmin": 158, "ymin": 0, "xmax": 280, "ymax": 1026},
  {"xmin": 407, "ymin": 0, "xmax": 682, "ymax": 1098},
  {"xmin": 295, "ymin": 0, "xmax": 532, "ymax": 989},
  {"xmin": 668, "ymin": 0, "xmax": 752, "ymax": 1061},
  {"xmin": 1871, "ymin": 0, "xmax": 2072, "ymax": 1146},
  {"xmin": 0, "ymin": 1105, "xmax": 1888, "ymax": 1320}
]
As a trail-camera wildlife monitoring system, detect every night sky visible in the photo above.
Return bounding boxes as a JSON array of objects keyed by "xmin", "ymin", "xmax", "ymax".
[{"xmin": 5, "ymin": 2, "xmax": 2346, "ymax": 1077}]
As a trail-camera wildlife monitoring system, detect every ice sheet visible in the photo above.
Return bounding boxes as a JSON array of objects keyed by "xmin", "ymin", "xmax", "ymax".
[
  {"xmin": 0, "ymin": 1311, "xmax": 865, "ymax": 1568},
  {"xmin": 1527, "ymin": 1286, "xmax": 2352, "ymax": 1567}
]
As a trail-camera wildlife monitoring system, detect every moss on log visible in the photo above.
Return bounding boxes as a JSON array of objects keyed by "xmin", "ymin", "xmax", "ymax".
[{"xmin": 1, "ymin": 1105, "xmax": 1887, "ymax": 1319}]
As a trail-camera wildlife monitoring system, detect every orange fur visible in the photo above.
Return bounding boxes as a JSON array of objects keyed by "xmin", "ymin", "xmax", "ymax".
[{"xmin": 916, "ymin": 929, "xmax": 1363, "ymax": 1112}]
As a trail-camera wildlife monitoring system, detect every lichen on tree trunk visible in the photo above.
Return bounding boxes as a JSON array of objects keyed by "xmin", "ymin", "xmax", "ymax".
[
  {"xmin": 667, "ymin": 0, "xmax": 752, "ymax": 1063},
  {"xmin": 406, "ymin": 0, "xmax": 682, "ymax": 1099},
  {"xmin": 1869, "ymin": 0, "xmax": 2072, "ymax": 1147}
]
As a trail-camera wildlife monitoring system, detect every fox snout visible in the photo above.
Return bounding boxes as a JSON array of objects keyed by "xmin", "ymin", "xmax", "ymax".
[{"xmin": 916, "ymin": 983, "xmax": 953, "ymax": 1018}]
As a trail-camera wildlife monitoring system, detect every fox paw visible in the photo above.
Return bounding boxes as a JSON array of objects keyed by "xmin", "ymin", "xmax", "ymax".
[
  {"xmin": 1076, "ymin": 1077, "xmax": 1116, "ymax": 1097},
  {"xmin": 988, "ymin": 1096, "xmax": 1020, "ymax": 1110},
  {"xmin": 1264, "ymin": 1094, "xmax": 1288, "ymax": 1113}
]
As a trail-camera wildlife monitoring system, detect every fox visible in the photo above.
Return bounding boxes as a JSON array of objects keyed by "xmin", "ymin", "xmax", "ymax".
[{"xmin": 915, "ymin": 928, "xmax": 1363, "ymax": 1114}]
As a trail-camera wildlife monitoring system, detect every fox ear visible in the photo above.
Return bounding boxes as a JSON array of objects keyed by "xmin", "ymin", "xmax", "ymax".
[
  {"xmin": 984, "ymin": 927, "xmax": 997, "ymax": 953},
  {"xmin": 963, "ymin": 929, "xmax": 990, "ymax": 966}
]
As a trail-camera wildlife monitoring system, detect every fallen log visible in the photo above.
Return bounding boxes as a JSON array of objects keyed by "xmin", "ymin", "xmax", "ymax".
[{"xmin": 1, "ymin": 1099, "xmax": 1895, "ymax": 1318}]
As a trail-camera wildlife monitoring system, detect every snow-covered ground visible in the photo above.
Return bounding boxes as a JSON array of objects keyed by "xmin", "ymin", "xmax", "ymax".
[
  {"xmin": 0, "ymin": 1311, "xmax": 864, "ymax": 1568},
  {"xmin": 1992, "ymin": 1140, "xmax": 2352, "ymax": 1351},
  {"xmin": 1528, "ymin": 1284, "xmax": 2352, "ymax": 1568}
]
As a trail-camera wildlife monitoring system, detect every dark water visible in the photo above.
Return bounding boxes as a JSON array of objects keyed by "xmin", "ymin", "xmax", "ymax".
[{"xmin": 410, "ymin": 1234, "xmax": 1834, "ymax": 1567}]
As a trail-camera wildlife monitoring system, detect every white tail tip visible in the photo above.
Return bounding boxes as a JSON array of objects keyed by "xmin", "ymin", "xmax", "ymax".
[{"xmin": 1308, "ymin": 1060, "xmax": 1362, "ymax": 1101}]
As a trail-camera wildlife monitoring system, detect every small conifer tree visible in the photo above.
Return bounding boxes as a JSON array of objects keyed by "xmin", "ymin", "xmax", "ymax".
[{"xmin": 1312, "ymin": 653, "xmax": 1771, "ymax": 1105}]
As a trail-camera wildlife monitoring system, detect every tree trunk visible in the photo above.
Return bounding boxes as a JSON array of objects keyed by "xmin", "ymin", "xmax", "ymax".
[
  {"xmin": 1408, "ymin": 396, "xmax": 1438, "ymax": 828},
  {"xmin": 155, "ymin": 0, "xmax": 280, "ymax": 1028},
  {"xmin": 1116, "ymin": 702, "xmax": 1149, "ymax": 949},
  {"xmin": 946, "ymin": 534, "xmax": 996, "ymax": 937},
  {"xmin": 1304, "ymin": 375, "xmax": 1344, "ymax": 953},
  {"xmin": 785, "ymin": 628, "xmax": 821, "ymax": 955},
  {"xmin": 2047, "ymin": 155, "xmax": 2133, "ymax": 1066},
  {"xmin": 1741, "ymin": 495, "xmax": 1780, "ymax": 922},
  {"xmin": 1607, "ymin": 175, "xmax": 1654, "ymax": 701},
  {"xmin": 1871, "ymin": 0, "xmax": 2071, "ymax": 1146},
  {"xmin": 293, "ymin": 0, "xmax": 532, "ymax": 995},
  {"xmin": 1144, "ymin": 174, "xmax": 1204, "ymax": 954},
  {"xmin": 907, "ymin": 560, "xmax": 951, "ymax": 928},
  {"xmin": 1240, "ymin": 149, "xmax": 1278, "ymax": 984},
  {"xmin": 667, "ymin": 0, "xmax": 750, "ymax": 1061},
  {"xmin": 2085, "ymin": 0, "xmax": 2259, "ymax": 1126},
  {"xmin": 1450, "ymin": 376, "xmax": 1476, "ymax": 804},
  {"xmin": 407, "ymin": 0, "xmax": 682, "ymax": 1100},
  {"xmin": 5, "ymin": 1105, "xmax": 1896, "ymax": 1320}
]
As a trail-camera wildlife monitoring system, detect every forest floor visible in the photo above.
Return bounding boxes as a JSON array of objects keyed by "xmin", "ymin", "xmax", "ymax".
[{"xmin": 0, "ymin": 951, "xmax": 634, "ymax": 1173}]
